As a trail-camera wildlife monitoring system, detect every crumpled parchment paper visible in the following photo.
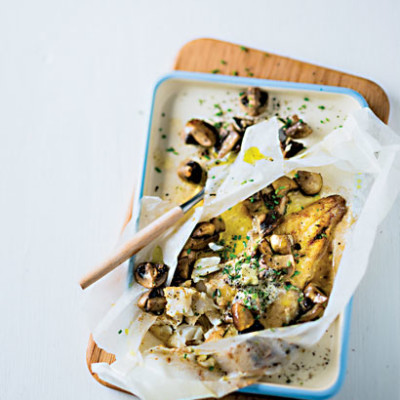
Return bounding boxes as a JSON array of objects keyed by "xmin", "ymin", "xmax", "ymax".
[{"xmin": 83, "ymin": 108, "xmax": 400, "ymax": 400}]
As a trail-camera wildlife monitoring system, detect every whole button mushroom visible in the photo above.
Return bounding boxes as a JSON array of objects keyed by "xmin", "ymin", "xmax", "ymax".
[
  {"xmin": 134, "ymin": 262, "xmax": 169, "ymax": 289},
  {"xmin": 177, "ymin": 160, "xmax": 204, "ymax": 184},
  {"xmin": 182, "ymin": 119, "xmax": 218, "ymax": 148},
  {"xmin": 294, "ymin": 171, "xmax": 323, "ymax": 196},
  {"xmin": 137, "ymin": 288, "xmax": 166, "ymax": 315},
  {"xmin": 239, "ymin": 87, "xmax": 268, "ymax": 116}
]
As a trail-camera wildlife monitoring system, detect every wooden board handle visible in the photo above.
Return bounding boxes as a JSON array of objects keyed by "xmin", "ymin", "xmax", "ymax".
[{"xmin": 80, "ymin": 206, "xmax": 184, "ymax": 289}]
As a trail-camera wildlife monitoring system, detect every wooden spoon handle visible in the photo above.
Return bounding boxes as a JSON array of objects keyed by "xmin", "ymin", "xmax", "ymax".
[{"xmin": 79, "ymin": 206, "xmax": 184, "ymax": 289}]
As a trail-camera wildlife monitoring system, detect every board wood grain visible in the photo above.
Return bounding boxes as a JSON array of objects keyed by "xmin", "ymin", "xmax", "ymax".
[{"xmin": 85, "ymin": 38, "xmax": 390, "ymax": 399}]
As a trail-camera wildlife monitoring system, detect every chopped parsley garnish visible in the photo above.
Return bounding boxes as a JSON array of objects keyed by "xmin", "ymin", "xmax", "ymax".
[
  {"xmin": 304, "ymin": 97, "xmax": 310, "ymax": 102},
  {"xmin": 166, "ymin": 147, "xmax": 179, "ymax": 155},
  {"xmin": 291, "ymin": 270, "xmax": 301, "ymax": 278},
  {"xmin": 211, "ymin": 69, "xmax": 220, "ymax": 74},
  {"xmin": 155, "ymin": 167, "xmax": 162, "ymax": 173},
  {"xmin": 220, "ymin": 59, "xmax": 227, "ymax": 65},
  {"xmin": 240, "ymin": 46, "xmax": 248, "ymax": 52},
  {"xmin": 118, "ymin": 329, "xmax": 122, "ymax": 334},
  {"xmin": 318, "ymin": 105, "xmax": 326, "ymax": 110},
  {"xmin": 232, "ymin": 70, "xmax": 238, "ymax": 76}
]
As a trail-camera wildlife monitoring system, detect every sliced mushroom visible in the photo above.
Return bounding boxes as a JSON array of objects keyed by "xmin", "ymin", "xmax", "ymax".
[
  {"xmin": 177, "ymin": 160, "xmax": 204, "ymax": 184},
  {"xmin": 134, "ymin": 262, "xmax": 169, "ymax": 289},
  {"xmin": 210, "ymin": 217, "xmax": 226, "ymax": 233},
  {"xmin": 282, "ymin": 140, "xmax": 305, "ymax": 158},
  {"xmin": 231, "ymin": 302, "xmax": 255, "ymax": 331},
  {"xmin": 285, "ymin": 115, "xmax": 313, "ymax": 139},
  {"xmin": 269, "ymin": 234, "xmax": 294, "ymax": 254},
  {"xmin": 294, "ymin": 171, "xmax": 323, "ymax": 196},
  {"xmin": 239, "ymin": 87, "xmax": 269, "ymax": 116},
  {"xmin": 182, "ymin": 119, "xmax": 218, "ymax": 147},
  {"xmin": 218, "ymin": 129, "xmax": 242, "ymax": 158},
  {"xmin": 271, "ymin": 176, "xmax": 298, "ymax": 195},
  {"xmin": 298, "ymin": 303, "xmax": 324, "ymax": 322},
  {"xmin": 304, "ymin": 283, "xmax": 328, "ymax": 304},
  {"xmin": 192, "ymin": 222, "xmax": 216, "ymax": 238},
  {"xmin": 137, "ymin": 288, "xmax": 166, "ymax": 315}
]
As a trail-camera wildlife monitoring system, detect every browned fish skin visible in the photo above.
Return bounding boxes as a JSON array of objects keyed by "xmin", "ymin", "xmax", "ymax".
[
  {"xmin": 260, "ymin": 195, "xmax": 347, "ymax": 329},
  {"xmin": 274, "ymin": 195, "xmax": 347, "ymax": 289}
]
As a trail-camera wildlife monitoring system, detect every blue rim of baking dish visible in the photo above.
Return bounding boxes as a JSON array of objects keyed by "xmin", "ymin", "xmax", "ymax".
[{"xmin": 128, "ymin": 70, "xmax": 368, "ymax": 399}]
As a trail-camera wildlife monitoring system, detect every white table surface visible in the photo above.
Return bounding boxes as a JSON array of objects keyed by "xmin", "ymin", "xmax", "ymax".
[{"xmin": 1, "ymin": 0, "xmax": 399, "ymax": 399}]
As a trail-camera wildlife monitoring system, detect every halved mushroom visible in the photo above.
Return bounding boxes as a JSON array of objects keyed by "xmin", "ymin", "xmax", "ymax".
[
  {"xmin": 134, "ymin": 262, "xmax": 169, "ymax": 289},
  {"xmin": 239, "ymin": 87, "xmax": 268, "ymax": 116},
  {"xmin": 282, "ymin": 140, "xmax": 305, "ymax": 158},
  {"xmin": 271, "ymin": 176, "xmax": 298, "ymax": 195},
  {"xmin": 294, "ymin": 171, "xmax": 323, "ymax": 196},
  {"xmin": 284, "ymin": 115, "xmax": 313, "ymax": 139},
  {"xmin": 218, "ymin": 129, "xmax": 242, "ymax": 158},
  {"xmin": 298, "ymin": 303, "xmax": 324, "ymax": 322},
  {"xmin": 269, "ymin": 234, "xmax": 294, "ymax": 254},
  {"xmin": 304, "ymin": 283, "xmax": 328, "ymax": 304},
  {"xmin": 192, "ymin": 222, "xmax": 216, "ymax": 238},
  {"xmin": 182, "ymin": 119, "xmax": 218, "ymax": 147},
  {"xmin": 137, "ymin": 288, "xmax": 167, "ymax": 315},
  {"xmin": 177, "ymin": 160, "xmax": 204, "ymax": 184},
  {"xmin": 231, "ymin": 302, "xmax": 255, "ymax": 331}
]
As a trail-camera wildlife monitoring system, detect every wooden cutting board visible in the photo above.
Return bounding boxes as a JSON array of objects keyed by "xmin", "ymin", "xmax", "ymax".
[{"xmin": 85, "ymin": 38, "xmax": 390, "ymax": 399}]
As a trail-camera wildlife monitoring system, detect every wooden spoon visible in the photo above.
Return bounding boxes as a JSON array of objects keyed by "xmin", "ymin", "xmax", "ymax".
[{"xmin": 79, "ymin": 188, "xmax": 205, "ymax": 289}]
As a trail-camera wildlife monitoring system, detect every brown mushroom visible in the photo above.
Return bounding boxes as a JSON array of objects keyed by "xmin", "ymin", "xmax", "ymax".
[
  {"xmin": 137, "ymin": 288, "xmax": 166, "ymax": 315},
  {"xmin": 282, "ymin": 140, "xmax": 306, "ymax": 158},
  {"xmin": 271, "ymin": 176, "xmax": 298, "ymax": 195},
  {"xmin": 269, "ymin": 234, "xmax": 294, "ymax": 254},
  {"xmin": 218, "ymin": 129, "xmax": 242, "ymax": 158},
  {"xmin": 185, "ymin": 234, "xmax": 220, "ymax": 250},
  {"xmin": 175, "ymin": 257, "xmax": 191, "ymax": 280},
  {"xmin": 298, "ymin": 303, "xmax": 324, "ymax": 322},
  {"xmin": 239, "ymin": 87, "xmax": 269, "ymax": 116},
  {"xmin": 177, "ymin": 160, "xmax": 204, "ymax": 184},
  {"xmin": 134, "ymin": 262, "xmax": 169, "ymax": 289},
  {"xmin": 182, "ymin": 119, "xmax": 218, "ymax": 147},
  {"xmin": 285, "ymin": 115, "xmax": 313, "ymax": 139},
  {"xmin": 304, "ymin": 283, "xmax": 328, "ymax": 304},
  {"xmin": 231, "ymin": 302, "xmax": 255, "ymax": 331},
  {"xmin": 294, "ymin": 171, "xmax": 323, "ymax": 196},
  {"xmin": 210, "ymin": 217, "xmax": 226, "ymax": 233},
  {"xmin": 232, "ymin": 116, "xmax": 257, "ymax": 133},
  {"xmin": 192, "ymin": 222, "xmax": 216, "ymax": 238},
  {"xmin": 258, "ymin": 238, "xmax": 273, "ymax": 256}
]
